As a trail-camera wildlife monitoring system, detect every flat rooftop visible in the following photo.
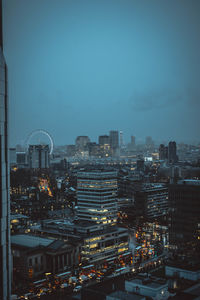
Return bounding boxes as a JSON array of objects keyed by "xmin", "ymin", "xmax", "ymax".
[
  {"xmin": 108, "ymin": 290, "xmax": 145, "ymax": 300},
  {"xmin": 185, "ymin": 283, "xmax": 200, "ymax": 296},
  {"xmin": 127, "ymin": 277, "xmax": 167, "ymax": 289},
  {"xmin": 11, "ymin": 234, "xmax": 54, "ymax": 248},
  {"xmin": 166, "ymin": 260, "xmax": 200, "ymax": 272},
  {"xmin": 11, "ymin": 214, "xmax": 29, "ymax": 220},
  {"xmin": 178, "ymin": 179, "xmax": 200, "ymax": 186}
]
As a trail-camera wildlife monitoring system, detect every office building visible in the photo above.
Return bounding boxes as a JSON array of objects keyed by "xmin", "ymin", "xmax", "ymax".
[
  {"xmin": 169, "ymin": 180, "xmax": 200, "ymax": 245},
  {"xmin": 99, "ymin": 135, "xmax": 110, "ymax": 145},
  {"xmin": 168, "ymin": 141, "xmax": 178, "ymax": 163},
  {"xmin": 159, "ymin": 144, "xmax": 168, "ymax": 160},
  {"xmin": 109, "ymin": 130, "xmax": 119, "ymax": 156},
  {"xmin": 98, "ymin": 135, "xmax": 111, "ymax": 157},
  {"xmin": 134, "ymin": 184, "xmax": 168, "ymax": 219},
  {"xmin": 131, "ymin": 136, "xmax": 135, "ymax": 146},
  {"xmin": 9, "ymin": 148, "xmax": 16, "ymax": 166},
  {"xmin": 35, "ymin": 217, "xmax": 130, "ymax": 266},
  {"xmin": 75, "ymin": 136, "xmax": 90, "ymax": 151},
  {"xmin": 145, "ymin": 136, "xmax": 154, "ymax": 148},
  {"xmin": 136, "ymin": 159, "xmax": 145, "ymax": 172},
  {"xmin": 77, "ymin": 169, "xmax": 118, "ymax": 225},
  {"xmin": 28, "ymin": 144, "xmax": 50, "ymax": 168},
  {"xmin": 109, "ymin": 130, "xmax": 119, "ymax": 148},
  {"xmin": 0, "ymin": 2, "xmax": 11, "ymax": 297},
  {"xmin": 66, "ymin": 144, "xmax": 76, "ymax": 157},
  {"xmin": 16, "ymin": 151, "xmax": 27, "ymax": 168}
]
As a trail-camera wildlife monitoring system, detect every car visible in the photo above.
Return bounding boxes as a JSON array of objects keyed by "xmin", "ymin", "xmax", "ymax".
[
  {"xmin": 79, "ymin": 275, "xmax": 88, "ymax": 283},
  {"xmin": 88, "ymin": 273, "xmax": 96, "ymax": 279},
  {"xmin": 73, "ymin": 285, "xmax": 82, "ymax": 292},
  {"xmin": 24, "ymin": 293, "xmax": 35, "ymax": 300},
  {"xmin": 96, "ymin": 275, "xmax": 104, "ymax": 282},
  {"xmin": 60, "ymin": 283, "xmax": 68, "ymax": 289},
  {"xmin": 69, "ymin": 276, "xmax": 78, "ymax": 284}
]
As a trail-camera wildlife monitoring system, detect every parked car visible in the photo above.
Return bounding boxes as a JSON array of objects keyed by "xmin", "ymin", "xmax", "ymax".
[{"xmin": 73, "ymin": 285, "xmax": 82, "ymax": 292}]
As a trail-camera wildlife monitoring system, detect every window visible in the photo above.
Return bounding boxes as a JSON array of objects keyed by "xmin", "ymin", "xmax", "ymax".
[{"xmin": 29, "ymin": 258, "xmax": 32, "ymax": 267}]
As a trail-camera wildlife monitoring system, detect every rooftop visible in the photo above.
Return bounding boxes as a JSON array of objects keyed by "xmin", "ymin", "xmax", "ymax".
[
  {"xmin": 11, "ymin": 214, "xmax": 29, "ymax": 220},
  {"xmin": 166, "ymin": 260, "xmax": 200, "ymax": 272},
  {"xmin": 185, "ymin": 283, "xmax": 200, "ymax": 296},
  {"xmin": 178, "ymin": 179, "xmax": 200, "ymax": 186},
  {"xmin": 107, "ymin": 290, "xmax": 145, "ymax": 300},
  {"xmin": 11, "ymin": 234, "xmax": 54, "ymax": 248},
  {"xmin": 127, "ymin": 276, "xmax": 167, "ymax": 289}
]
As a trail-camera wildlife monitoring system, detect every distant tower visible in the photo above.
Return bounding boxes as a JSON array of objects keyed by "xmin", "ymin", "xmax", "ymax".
[
  {"xmin": 168, "ymin": 141, "xmax": 178, "ymax": 163},
  {"xmin": 0, "ymin": 0, "xmax": 11, "ymax": 298},
  {"xmin": 109, "ymin": 130, "xmax": 119, "ymax": 156},
  {"xmin": 146, "ymin": 136, "xmax": 154, "ymax": 148},
  {"xmin": 131, "ymin": 136, "xmax": 136, "ymax": 146},
  {"xmin": 28, "ymin": 145, "xmax": 50, "ymax": 168},
  {"xmin": 119, "ymin": 131, "xmax": 123, "ymax": 148},
  {"xmin": 75, "ymin": 136, "xmax": 90, "ymax": 151},
  {"xmin": 159, "ymin": 144, "xmax": 168, "ymax": 160},
  {"xmin": 98, "ymin": 135, "xmax": 109, "ymax": 145}
]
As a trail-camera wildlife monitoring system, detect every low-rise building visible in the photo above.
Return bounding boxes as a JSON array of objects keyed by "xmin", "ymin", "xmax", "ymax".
[
  {"xmin": 125, "ymin": 275, "xmax": 169, "ymax": 300},
  {"xmin": 165, "ymin": 261, "xmax": 200, "ymax": 281},
  {"xmin": 11, "ymin": 234, "xmax": 80, "ymax": 281},
  {"xmin": 106, "ymin": 290, "xmax": 146, "ymax": 300},
  {"xmin": 32, "ymin": 219, "xmax": 130, "ymax": 266}
]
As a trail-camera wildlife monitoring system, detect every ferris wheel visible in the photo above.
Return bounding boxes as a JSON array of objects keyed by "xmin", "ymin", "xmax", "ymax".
[{"xmin": 25, "ymin": 129, "xmax": 54, "ymax": 155}]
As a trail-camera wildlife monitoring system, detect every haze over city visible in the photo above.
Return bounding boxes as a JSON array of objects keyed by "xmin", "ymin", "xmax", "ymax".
[{"xmin": 3, "ymin": 0, "xmax": 200, "ymax": 146}]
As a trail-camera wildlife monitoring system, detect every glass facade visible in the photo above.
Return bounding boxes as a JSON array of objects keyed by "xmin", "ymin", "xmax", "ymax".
[{"xmin": 0, "ymin": 46, "xmax": 11, "ymax": 300}]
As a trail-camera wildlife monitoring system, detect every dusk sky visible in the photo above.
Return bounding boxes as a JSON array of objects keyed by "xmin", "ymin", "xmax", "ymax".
[{"xmin": 3, "ymin": 0, "xmax": 200, "ymax": 146}]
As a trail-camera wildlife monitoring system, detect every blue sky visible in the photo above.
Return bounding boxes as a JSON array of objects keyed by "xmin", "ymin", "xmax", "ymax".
[{"xmin": 4, "ymin": 0, "xmax": 200, "ymax": 145}]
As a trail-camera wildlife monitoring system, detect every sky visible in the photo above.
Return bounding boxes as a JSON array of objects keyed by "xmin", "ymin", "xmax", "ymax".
[{"xmin": 3, "ymin": 0, "xmax": 200, "ymax": 146}]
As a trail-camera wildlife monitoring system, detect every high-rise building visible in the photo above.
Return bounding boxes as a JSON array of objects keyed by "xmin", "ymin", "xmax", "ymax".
[
  {"xmin": 131, "ymin": 136, "xmax": 136, "ymax": 146},
  {"xmin": 28, "ymin": 144, "xmax": 50, "ymax": 168},
  {"xmin": 159, "ymin": 144, "xmax": 168, "ymax": 160},
  {"xmin": 109, "ymin": 131, "xmax": 119, "ymax": 149},
  {"xmin": 136, "ymin": 158, "xmax": 144, "ymax": 172},
  {"xmin": 109, "ymin": 130, "xmax": 119, "ymax": 156},
  {"xmin": 9, "ymin": 148, "xmax": 16, "ymax": 166},
  {"xmin": 134, "ymin": 184, "xmax": 168, "ymax": 219},
  {"xmin": 16, "ymin": 151, "xmax": 27, "ymax": 168},
  {"xmin": 98, "ymin": 135, "xmax": 111, "ymax": 157},
  {"xmin": 0, "ymin": 1, "xmax": 11, "ymax": 297},
  {"xmin": 145, "ymin": 136, "xmax": 154, "ymax": 147},
  {"xmin": 169, "ymin": 180, "xmax": 200, "ymax": 245},
  {"xmin": 98, "ymin": 135, "xmax": 109, "ymax": 145},
  {"xmin": 75, "ymin": 136, "xmax": 90, "ymax": 151},
  {"xmin": 77, "ymin": 169, "xmax": 118, "ymax": 225},
  {"xmin": 119, "ymin": 131, "xmax": 123, "ymax": 147},
  {"xmin": 168, "ymin": 141, "xmax": 178, "ymax": 163}
]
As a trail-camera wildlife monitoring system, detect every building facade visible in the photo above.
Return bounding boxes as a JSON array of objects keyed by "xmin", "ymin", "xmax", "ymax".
[
  {"xmin": 77, "ymin": 170, "xmax": 118, "ymax": 225},
  {"xmin": 168, "ymin": 141, "xmax": 178, "ymax": 163},
  {"xmin": 28, "ymin": 144, "xmax": 50, "ymax": 168},
  {"xmin": 0, "ymin": 5, "xmax": 11, "ymax": 298},
  {"xmin": 169, "ymin": 180, "xmax": 200, "ymax": 245},
  {"xmin": 109, "ymin": 131, "xmax": 119, "ymax": 156},
  {"xmin": 134, "ymin": 184, "xmax": 169, "ymax": 219}
]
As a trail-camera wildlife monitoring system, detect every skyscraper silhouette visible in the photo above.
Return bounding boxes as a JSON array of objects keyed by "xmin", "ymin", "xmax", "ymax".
[{"xmin": 0, "ymin": 1, "xmax": 11, "ymax": 299}]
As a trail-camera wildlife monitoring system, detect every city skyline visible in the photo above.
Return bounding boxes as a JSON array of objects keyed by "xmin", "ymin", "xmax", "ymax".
[{"xmin": 3, "ymin": 0, "xmax": 200, "ymax": 146}]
